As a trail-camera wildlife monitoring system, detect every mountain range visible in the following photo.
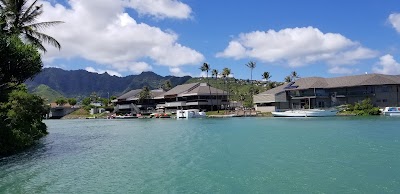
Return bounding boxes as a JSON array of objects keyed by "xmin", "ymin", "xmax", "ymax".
[{"xmin": 26, "ymin": 68, "xmax": 192, "ymax": 99}]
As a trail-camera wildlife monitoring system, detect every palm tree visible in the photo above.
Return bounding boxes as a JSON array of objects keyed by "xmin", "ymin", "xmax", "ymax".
[
  {"xmin": 222, "ymin": 68, "xmax": 231, "ymax": 113},
  {"xmin": 284, "ymin": 75, "xmax": 292, "ymax": 83},
  {"xmin": 0, "ymin": 0, "xmax": 63, "ymax": 52},
  {"xmin": 211, "ymin": 69, "xmax": 219, "ymax": 112},
  {"xmin": 291, "ymin": 71, "xmax": 299, "ymax": 80},
  {"xmin": 245, "ymin": 61, "xmax": 257, "ymax": 83},
  {"xmin": 162, "ymin": 80, "xmax": 173, "ymax": 91},
  {"xmin": 200, "ymin": 62, "xmax": 213, "ymax": 111},
  {"xmin": 262, "ymin": 72, "xmax": 271, "ymax": 82},
  {"xmin": 211, "ymin": 69, "xmax": 218, "ymax": 80},
  {"xmin": 246, "ymin": 61, "xmax": 256, "ymax": 114}
]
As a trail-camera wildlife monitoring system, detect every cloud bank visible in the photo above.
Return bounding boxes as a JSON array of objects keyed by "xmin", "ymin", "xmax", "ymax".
[
  {"xmin": 124, "ymin": 0, "xmax": 192, "ymax": 19},
  {"xmin": 38, "ymin": 0, "xmax": 203, "ymax": 75},
  {"xmin": 389, "ymin": 13, "xmax": 400, "ymax": 33},
  {"xmin": 373, "ymin": 54, "xmax": 400, "ymax": 75},
  {"xmin": 217, "ymin": 26, "xmax": 377, "ymax": 74}
]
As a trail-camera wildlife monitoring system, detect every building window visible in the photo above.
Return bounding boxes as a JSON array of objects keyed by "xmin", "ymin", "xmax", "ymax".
[
  {"xmin": 381, "ymin": 86, "xmax": 390, "ymax": 93},
  {"xmin": 383, "ymin": 99, "xmax": 388, "ymax": 103},
  {"xmin": 376, "ymin": 99, "xmax": 382, "ymax": 103}
]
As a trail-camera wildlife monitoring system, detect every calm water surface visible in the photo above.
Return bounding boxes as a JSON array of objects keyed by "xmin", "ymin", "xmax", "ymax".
[{"xmin": 1, "ymin": 117, "xmax": 400, "ymax": 193}]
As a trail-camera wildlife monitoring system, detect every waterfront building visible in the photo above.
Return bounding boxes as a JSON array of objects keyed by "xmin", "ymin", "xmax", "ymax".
[
  {"xmin": 254, "ymin": 74, "xmax": 400, "ymax": 112},
  {"xmin": 114, "ymin": 89, "xmax": 165, "ymax": 114},
  {"xmin": 115, "ymin": 83, "xmax": 228, "ymax": 114},
  {"xmin": 154, "ymin": 82, "xmax": 228, "ymax": 112}
]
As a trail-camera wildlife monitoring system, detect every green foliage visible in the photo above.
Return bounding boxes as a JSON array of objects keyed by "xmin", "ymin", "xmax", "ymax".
[
  {"xmin": 0, "ymin": 34, "xmax": 42, "ymax": 92},
  {"xmin": 67, "ymin": 98, "xmax": 77, "ymax": 106},
  {"xmin": 32, "ymin": 84, "xmax": 64, "ymax": 103},
  {"xmin": 55, "ymin": 97, "xmax": 67, "ymax": 106},
  {"xmin": 284, "ymin": 76, "xmax": 292, "ymax": 83},
  {"xmin": 1, "ymin": 0, "xmax": 63, "ymax": 52},
  {"xmin": 82, "ymin": 97, "xmax": 91, "ymax": 106},
  {"xmin": 262, "ymin": 72, "xmax": 271, "ymax": 81},
  {"xmin": 186, "ymin": 77, "xmax": 280, "ymax": 108},
  {"xmin": 0, "ymin": 85, "xmax": 48, "ymax": 156},
  {"xmin": 139, "ymin": 86, "xmax": 151, "ymax": 102},
  {"xmin": 200, "ymin": 63, "xmax": 210, "ymax": 77},
  {"xmin": 345, "ymin": 98, "xmax": 381, "ymax": 116},
  {"xmin": 162, "ymin": 80, "xmax": 173, "ymax": 91},
  {"xmin": 245, "ymin": 61, "xmax": 256, "ymax": 81},
  {"xmin": 99, "ymin": 98, "xmax": 109, "ymax": 106}
]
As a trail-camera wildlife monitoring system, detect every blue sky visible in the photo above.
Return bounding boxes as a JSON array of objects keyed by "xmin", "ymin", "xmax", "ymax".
[{"xmin": 39, "ymin": 0, "xmax": 400, "ymax": 81}]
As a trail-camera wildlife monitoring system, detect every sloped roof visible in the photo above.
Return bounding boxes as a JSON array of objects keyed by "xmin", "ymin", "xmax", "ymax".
[
  {"xmin": 157, "ymin": 82, "xmax": 227, "ymax": 98},
  {"xmin": 118, "ymin": 89, "xmax": 165, "ymax": 100},
  {"xmin": 256, "ymin": 83, "xmax": 288, "ymax": 95},
  {"xmin": 290, "ymin": 74, "xmax": 400, "ymax": 90},
  {"xmin": 117, "ymin": 89, "xmax": 141, "ymax": 100},
  {"xmin": 161, "ymin": 82, "xmax": 198, "ymax": 96},
  {"xmin": 184, "ymin": 84, "xmax": 226, "ymax": 96}
]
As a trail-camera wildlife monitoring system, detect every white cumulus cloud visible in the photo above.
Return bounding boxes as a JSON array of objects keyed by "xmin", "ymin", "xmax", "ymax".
[
  {"xmin": 328, "ymin": 67, "xmax": 357, "ymax": 75},
  {"xmin": 217, "ymin": 26, "xmax": 377, "ymax": 68},
  {"xmin": 37, "ymin": 0, "xmax": 203, "ymax": 74},
  {"xmin": 169, "ymin": 67, "xmax": 191, "ymax": 76},
  {"xmin": 124, "ymin": 0, "xmax": 192, "ymax": 19},
  {"xmin": 373, "ymin": 54, "xmax": 400, "ymax": 74},
  {"xmin": 85, "ymin": 67, "xmax": 123, "ymax": 77},
  {"xmin": 389, "ymin": 13, "xmax": 400, "ymax": 33}
]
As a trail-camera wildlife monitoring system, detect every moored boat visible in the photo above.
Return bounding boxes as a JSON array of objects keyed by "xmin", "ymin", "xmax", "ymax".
[
  {"xmin": 150, "ymin": 113, "xmax": 171, "ymax": 118},
  {"xmin": 177, "ymin": 109, "xmax": 206, "ymax": 119},
  {"xmin": 271, "ymin": 109, "xmax": 338, "ymax": 117},
  {"xmin": 382, "ymin": 107, "xmax": 400, "ymax": 116},
  {"xmin": 115, "ymin": 115, "xmax": 138, "ymax": 119}
]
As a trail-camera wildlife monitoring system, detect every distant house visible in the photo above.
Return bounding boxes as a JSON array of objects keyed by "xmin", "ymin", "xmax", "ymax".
[
  {"xmin": 90, "ymin": 102, "xmax": 103, "ymax": 107},
  {"xmin": 254, "ymin": 74, "xmax": 400, "ymax": 112},
  {"xmin": 115, "ymin": 82, "xmax": 228, "ymax": 114},
  {"xmin": 154, "ymin": 82, "xmax": 228, "ymax": 112},
  {"xmin": 114, "ymin": 88, "xmax": 165, "ymax": 114},
  {"xmin": 253, "ymin": 84, "xmax": 290, "ymax": 112}
]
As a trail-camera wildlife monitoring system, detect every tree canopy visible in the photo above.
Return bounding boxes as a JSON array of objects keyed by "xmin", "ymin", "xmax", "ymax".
[
  {"xmin": 139, "ymin": 86, "xmax": 151, "ymax": 102},
  {"xmin": 0, "ymin": 0, "xmax": 63, "ymax": 52},
  {"xmin": 0, "ymin": 34, "xmax": 42, "ymax": 94}
]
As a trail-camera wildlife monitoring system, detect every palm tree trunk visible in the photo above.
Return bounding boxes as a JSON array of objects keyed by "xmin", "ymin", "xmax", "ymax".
[
  {"xmin": 250, "ymin": 69, "xmax": 253, "ymax": 116},
  {"xmin": 216, "ymin": 78, "xmax": 219, "ymax": 113},
  {"xmin": 207, "ymin": 70, "xmax": 213, "ymax": 111}
]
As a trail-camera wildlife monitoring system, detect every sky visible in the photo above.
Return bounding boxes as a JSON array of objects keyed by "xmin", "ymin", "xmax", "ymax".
[{"xmin": 37, "ymin": 0, "xmax": 400, "ymax": 81}]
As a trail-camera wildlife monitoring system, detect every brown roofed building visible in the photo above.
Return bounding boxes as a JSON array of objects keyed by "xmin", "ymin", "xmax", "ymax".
[
  {"xmin": 155, "ymin": 82, "xmax": 228, "ymax": 112},
  {"xmin": 254, "ymin": 74, "xmax": 400, "ymax": 112},
  {"xmin": 114, "ymin": 88, "xmax": 165, "ymax": 114},
  {"xmin": 115, "ymin": 82, "xmax": 228, "ymax": 114}
]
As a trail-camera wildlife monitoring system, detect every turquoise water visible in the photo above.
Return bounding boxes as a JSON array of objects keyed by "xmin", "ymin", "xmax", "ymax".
[{"xmin": 1, "ymin": 117, "xmax": 400, "ymax": 193}]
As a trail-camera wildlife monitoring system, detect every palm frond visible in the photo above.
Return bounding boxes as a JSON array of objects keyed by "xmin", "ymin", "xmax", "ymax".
[
  {"xmin": 28, "ymin": 30, "xmax": 61, "ymax": 50},
  {"xmin": 24, "ymin": 32, "xmax": 46, "ymax": 52},
  {"xmin": 24, "ymin": 21, "xmax": 63, "ymax": 31},
  {"xmin": 20, "ymin": 0, "xmax": 38, "ymax": 22},
  {"xmin": 21, "ymin": 4, "xmax": 42, "ymax": 24}
]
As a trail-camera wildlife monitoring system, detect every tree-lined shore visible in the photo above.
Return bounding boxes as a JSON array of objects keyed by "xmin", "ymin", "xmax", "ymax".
[{"xmin": 0, "ymin": 0, "xmax": 62, "ymax": 156}]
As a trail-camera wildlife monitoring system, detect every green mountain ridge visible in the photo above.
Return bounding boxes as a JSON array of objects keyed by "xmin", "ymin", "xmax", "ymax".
[
  {"xmin": 32, "ymin": 84, "xmax": 65, "ymax": 103},
  {"xmin": 26, "ymin": 68, "xmax": 192, "ymax": 98}
]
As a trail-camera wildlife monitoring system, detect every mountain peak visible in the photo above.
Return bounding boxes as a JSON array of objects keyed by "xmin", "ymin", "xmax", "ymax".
[{"xmin": 27, "ymin": 68, "xmax": 192, "ymax": 98}]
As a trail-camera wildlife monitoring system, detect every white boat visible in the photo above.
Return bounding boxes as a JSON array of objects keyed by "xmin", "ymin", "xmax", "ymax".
[
  {"xmin": 271, "ymin": 109, "xmax": 338, "ymax": 117},
  {"xmin": 177, "ymin": 109, "xmax": 207, "ymax": 119},
  {"xmin": 382, "ymin": 107, "xmax": 400, "ymax": 116},
  {"xmin": 115, "ymin": 115, "xmax": 138, "ymax": 119}
]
